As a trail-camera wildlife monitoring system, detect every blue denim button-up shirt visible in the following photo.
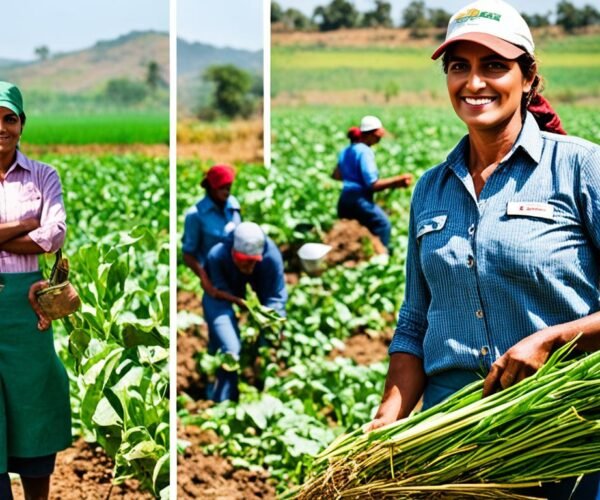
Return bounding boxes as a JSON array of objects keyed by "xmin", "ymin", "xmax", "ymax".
[
  {"xmin": 182, "ymin": 195, "xmax": 241, "ymax": 266},
  {"xmin": 390, "ymin": 113, "xmax": 600, "ymax": 376},
  {"xmin": 338, "ymin": 143, "xmax": 379, "ymax": 193}
]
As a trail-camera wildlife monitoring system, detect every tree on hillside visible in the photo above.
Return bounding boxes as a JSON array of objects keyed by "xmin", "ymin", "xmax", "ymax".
[
  {"xmin": 272, "ymin": 1, "xmax": 283, "ymax": 22},
  {"xmin": 313, "ymin": 0, "xmax": 359, "ymax": 31},
  {"xmin": 556, "ymin": 1, "xmax": 584, "ymax": 32},
  {"xmin": 105, "ymin": 79, "xmax": 149, "ymax": 105},
  {"xmin": 362, "ymin": 1, "xmax": 393, "ymax": 28},
  {"xmin": 521, "ymin": 11, "xmax": 552, "ymax": 28},
  {"xmin": 428, "ymin": 8, "xmax": 451, "ymax": 29},
  {"xmin": 34, "ymin": 45, "xmax": 50, "ymax": 61},
  {"xmin": 146, "ymin": 61, "xmax": 165, "ymax": 91},
  {"xmin": 203, "ymin": 64, "xmax": 255, "ymax": 119},
  {"xmin": 581, "ymin": 4, "xmax": 600, "ymax": 26},
  {"xmin": 402, "ymin": 1, "xmax": 431, "ymax": 38},
  {"xmin": 284, "ymin": 8, "xmax": 315, "ymax": 30}
]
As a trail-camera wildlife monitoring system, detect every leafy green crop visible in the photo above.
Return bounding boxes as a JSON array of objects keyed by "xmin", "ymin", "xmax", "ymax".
[{"xmin": 40, "ymin": 154, "xmax": 169, "ymax": 497}]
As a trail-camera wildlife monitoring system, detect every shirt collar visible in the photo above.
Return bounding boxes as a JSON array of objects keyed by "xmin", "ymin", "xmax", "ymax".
[
  {"xmin": 197, "ymin": 194, "xmax": 238, "ymax": 213},
  {"xmin": 446, "ymin": 112, "xmax": 543, "ymax": 177},
  {"xmin": 5, "ymin": 150, "xmax": 31, "ymax": 176}
]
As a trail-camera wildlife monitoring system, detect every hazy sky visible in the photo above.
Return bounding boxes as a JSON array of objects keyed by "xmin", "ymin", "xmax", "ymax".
[
  {"xmin": 179, "ymin": 0, "xmax": 264, "ymax": 50},
  {"xmin": 0, "ymin": 0, "xmax": 168, "ymax": 61},
  {"xmin": 278, "ymin": 0, "xmax": 599, "ymax": 19}
]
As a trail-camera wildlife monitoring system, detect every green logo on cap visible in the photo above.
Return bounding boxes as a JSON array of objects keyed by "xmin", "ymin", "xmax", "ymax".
[{"xmin": 455, "ymin": 8, "xmax": 501, "ymax": 23}]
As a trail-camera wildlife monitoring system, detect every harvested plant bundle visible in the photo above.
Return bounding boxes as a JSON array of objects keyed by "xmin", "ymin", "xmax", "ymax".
[{"xmin": 293, "ymin": 342, "xmax": 600, "ymax": 499}]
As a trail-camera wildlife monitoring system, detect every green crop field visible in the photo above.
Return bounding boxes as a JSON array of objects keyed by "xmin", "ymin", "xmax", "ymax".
[
  {"xmin": 22, "ymin": 112, "xmax": 169, "ymax": 145},
  {"xmin": 37, "ymin": 153, "xmax": 169, "ymax": 497},
  {"xmin": 272, "ymin": 33, "xmax": 600, "ymax": 102},
  {"xmin": 179, "ymin": 101, "xmax": 600, "ymax": 494}
]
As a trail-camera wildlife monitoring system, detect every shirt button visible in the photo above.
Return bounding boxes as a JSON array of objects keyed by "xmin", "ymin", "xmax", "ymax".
[
  {"xmin": 468, "ymin": 224, "xmax": 476, "ymax": 236},
  {"xmin": 467, "ymin": 256, "xmax": 475, "ymax": 268},
  {"xmin": 475, "ymin": 309, "xmax": 484, "ymax": 319},
  {"xmin": 480, "ymin": 346, "xmax": 489, "ymax": 356}
]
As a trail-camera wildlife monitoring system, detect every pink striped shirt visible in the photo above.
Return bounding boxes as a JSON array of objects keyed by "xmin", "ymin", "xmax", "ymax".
[{"xmin": 0, "ymin": 151, "xmax": 66, "ymax": 272}]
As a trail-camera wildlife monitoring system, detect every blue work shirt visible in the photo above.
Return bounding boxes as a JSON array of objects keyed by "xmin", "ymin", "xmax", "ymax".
[
  {"xmin": 204, "ymin": 237, "xmax": 287, "ymax": 318},
  {"xmin": 182, "ymin": 195, "xmax": 241, "ymax": 266},
  {"xmin": 390, "ymin": 113, "xmax": 600, "ymax": 376},
  {"xmin": 338, "ymin": 143, "xmax": 379, "ymax": 193}
]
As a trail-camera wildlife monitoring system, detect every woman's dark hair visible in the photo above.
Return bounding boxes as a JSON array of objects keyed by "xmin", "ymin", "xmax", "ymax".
[
  {"xmin": 19, "ymin": 113, "xmax": 26, "ymax": 126},
  {"xmin": 442, "ymin": 50, "xmax": 566, "ymax": 135},
  {"xmin": 200, "ymin": 178, "xmax": 209, "ymax": 190}
]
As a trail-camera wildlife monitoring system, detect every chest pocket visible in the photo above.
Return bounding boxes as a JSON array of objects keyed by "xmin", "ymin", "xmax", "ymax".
[{"xmin": 417, "ymin": 214, "xmax": 448, "ymax": 240}]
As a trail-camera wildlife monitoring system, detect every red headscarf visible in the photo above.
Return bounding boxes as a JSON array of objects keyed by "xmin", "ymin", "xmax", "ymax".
[
  {"xmin": 205, "ymin": 164, "xmax": 235, "ymax": 189},
  {"xmin": 347, "ymin": 126, "xmax": 362, "ymax": 143},
  {"xmin": 527, "ymin": 92, "xmax": 567, "ymax": 135}
]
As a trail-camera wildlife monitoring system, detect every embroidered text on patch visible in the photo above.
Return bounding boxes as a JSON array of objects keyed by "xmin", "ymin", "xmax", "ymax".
[{"xmin": 455, "ymin": 8, "xmax": 502, "ymax": 23}]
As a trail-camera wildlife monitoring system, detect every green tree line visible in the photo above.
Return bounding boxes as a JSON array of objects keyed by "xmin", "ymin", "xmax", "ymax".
[{"xmin": 272, "ymin": 0, "xmax": 600, "ymax": 34}]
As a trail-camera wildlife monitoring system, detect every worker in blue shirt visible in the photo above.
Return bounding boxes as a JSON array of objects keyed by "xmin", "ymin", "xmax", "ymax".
[
  {"xmin": 203, "ymin": 222, "xmax": 287, "ymax": 402},
  {"xmin": 182, "ymin": 164, "xmax": 241, "ymax": 297},
  {"xmin": 369, "ymin": 1, "xmax": 599, "ymax": 498},
  {"xmin": 332, "ymin": 116, "xmax": 413, "ymax": 253}
]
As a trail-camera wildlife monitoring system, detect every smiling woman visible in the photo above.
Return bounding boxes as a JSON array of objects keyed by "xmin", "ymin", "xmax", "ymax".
[
  {"xmin": 0, "ymin": 81, "xmax": 71, "ymax": 500},
  {"xmin": 370, "ymin": 0, "xmax": 600, "ymax": 497}
]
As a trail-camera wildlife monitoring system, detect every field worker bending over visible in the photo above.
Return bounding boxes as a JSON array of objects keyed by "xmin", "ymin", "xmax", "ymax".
[
  {"xmin": 202, "ymin": 222, "xmax": 287, "ymax": 402},
  {"xmin": 369, "ymin": 0, "xmax": 599, "ymax": 497},
  {"xmin": 182, "ymin": 164, "xmax": 241, "ymax": 298},
  {"xmin": 332, "ymin": 116, "xmax": 413, "ymax": 253}
]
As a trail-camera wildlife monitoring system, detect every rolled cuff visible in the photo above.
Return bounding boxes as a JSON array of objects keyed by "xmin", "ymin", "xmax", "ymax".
[
  {"xmin": 28, "ymin": 222, "xmax": 66, "ymax": 253},
  {"xmin": 388, "ymin": 305, "xmax": 427, "ymax": 359}
]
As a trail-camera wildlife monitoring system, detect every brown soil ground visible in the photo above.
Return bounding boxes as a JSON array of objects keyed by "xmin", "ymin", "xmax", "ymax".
[
  {"xmin": 177, "ymin": 119, "xmax": 263, "ymax": 163},
  {"xmin": 272, "ymin": 27, "xmax": 443, "ymax": 48},
  {"xmin": 272, "ymin": 25, "xmax": 587, "ymax": 48},
  {"xmin": 24, "ymin": 144, "xmax": 169, "ymax": 158},
  {"xmin": 324, "ymin": 219, "xmax": 387, "ymax": 267},
  {"xmin": 177, "ymin": 290, "xmax": 209, "ymax": 400},
  {"xmin": 177, "ymin": 426, "xmax": 276, "ymax": 500},
  {"xmin": 12, "ymin": 439, "xmax": 152, "ymax": 500},
  {"xmin": 330, "ymin": 330, "xmax": 393, "ymax": 366}
]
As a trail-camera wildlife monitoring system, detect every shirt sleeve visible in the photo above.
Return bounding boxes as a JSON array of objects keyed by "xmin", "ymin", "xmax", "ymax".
[
  {"xmin": 28, "ymin": 167, "xmax": 66, "ymax": 253},
  {"xmin": 360, "ymin": 147, "xmax": 379, "ymax": 187},
  {"xmin": 182, "ymin": 210, "xmax": 203, "ymax": 264},
  {"xmin": 389, "ymin": 202, "xmax": 431, "ymax": 358},
  {"xmin": 579, "ymin": 145, "xmax": 600, "ymax": 251},
  {"xmin": 205, "ymin": 245, "xmax": 235, "ymax": 295},
  {"xmin": 256, "ymin": 243, "xmax": 287, "ymax": 318}
]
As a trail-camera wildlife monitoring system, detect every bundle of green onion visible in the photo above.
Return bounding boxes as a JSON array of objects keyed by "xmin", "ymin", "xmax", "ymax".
[{"xmin": 292, "ymin": 342, "xmax": 600, "ymax": 499}]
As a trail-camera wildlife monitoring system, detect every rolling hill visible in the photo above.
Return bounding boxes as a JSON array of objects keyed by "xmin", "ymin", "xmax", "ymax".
[{"xmin": 0, "ymin": 31, "xmax": 169, "ymax": 94}]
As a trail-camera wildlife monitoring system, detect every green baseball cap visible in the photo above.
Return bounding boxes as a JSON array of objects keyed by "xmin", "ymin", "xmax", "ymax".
[{"xmin": 0, "ymin": 81, "xmax": 25, "ymax": 118}]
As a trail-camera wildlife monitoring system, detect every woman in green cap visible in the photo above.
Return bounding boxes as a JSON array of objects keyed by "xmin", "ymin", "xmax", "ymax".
[{"xmin": 0, "ymin": 81, "xmax": 71, "ymax": 499}]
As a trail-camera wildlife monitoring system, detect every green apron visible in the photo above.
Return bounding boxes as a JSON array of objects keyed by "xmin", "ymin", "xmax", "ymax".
[{"xmin": 0, "ymin": 271, "xmax": 71, "ymax": 473}]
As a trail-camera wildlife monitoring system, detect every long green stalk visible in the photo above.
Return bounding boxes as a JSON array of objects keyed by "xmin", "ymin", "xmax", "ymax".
[{"xmin": 290, "ymin": 342, "xmax": 600, "ymax": 499}]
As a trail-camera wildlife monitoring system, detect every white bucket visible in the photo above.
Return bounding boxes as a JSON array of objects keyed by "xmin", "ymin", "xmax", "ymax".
[{"xmin": 297, "ymin": 243, "xmax": 332, "ymax": 274}]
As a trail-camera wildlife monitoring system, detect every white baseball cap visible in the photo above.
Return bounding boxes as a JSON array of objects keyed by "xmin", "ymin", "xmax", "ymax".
[
  {"xmin": 359, "ymin": 115, "xmax": 384, "ymax": 135},
  {"xmin": 431, "ymin": 0, "xmax": 534, "ymax": 60},
  {"xmin": 232, "ymin": 222, "xmax": 265, "ymax": 261}
]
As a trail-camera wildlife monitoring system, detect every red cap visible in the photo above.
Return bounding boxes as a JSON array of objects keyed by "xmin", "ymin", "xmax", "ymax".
[
  {"xmin": 206, "ymin": 164, "xmax": 235, "ymax": 189},
  {"xmin": 232, "ymin": 250, "xmax": 263, "ymax": 262}
]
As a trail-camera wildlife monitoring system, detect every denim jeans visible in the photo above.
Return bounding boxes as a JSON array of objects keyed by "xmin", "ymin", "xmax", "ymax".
[
  {"xmin": 202, "ymin": 294, "xmax": 241, "ymax": 403},
  {"xmin": 337, "ymin": 190, "xmax": 391, "ymax": 251}
]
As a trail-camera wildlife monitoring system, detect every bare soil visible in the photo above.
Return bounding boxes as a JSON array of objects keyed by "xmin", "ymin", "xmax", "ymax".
[
  {"xmin": 324, "ymin": 219, "xmax": 387, "ymax": 267},
  {"xmin": 177, "ymin": 291, "xmax": 209, "ymax": 400},
  {"xmin": 330, "ymin": 330, "xmax": 393, "ymax": 366},
  {"xmin": 24, "ymin": 144, "xmax": 169, "ymax": 158},
  {"xmin": 177, "ymin": 426, "xmax": 276, "ymax": 500},
  {"xmin": 177, "ymin": 119, "xmax": 263, "ymax": 163},
  {"xmin": 12, "ymin": 439, "xmax": 152, "ymax": 500}
]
